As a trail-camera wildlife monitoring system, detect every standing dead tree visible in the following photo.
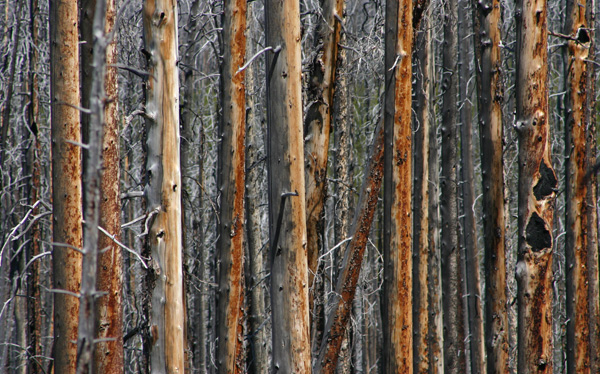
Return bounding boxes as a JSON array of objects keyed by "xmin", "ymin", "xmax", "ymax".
[{"xmin": 514, "ymin": 0, "xmax": 557, "ymax": 371}]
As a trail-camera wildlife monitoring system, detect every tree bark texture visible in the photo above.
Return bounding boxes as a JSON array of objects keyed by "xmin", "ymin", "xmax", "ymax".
[
  {"xmin": 303, "ymin": 0, "xmax": 344, "ymax": 322},
  {"xmin": 412, "ymin": 12, "xmax": 430, "ymax": 374},
  {"xmin": 142, "ymin": 0, "xmax": 185, "ymax": 370},
  {"xmin": 80, "ymin": 0, "xmax": 123, "ymax": 370},
  {"xmin": 472, "ymin": 0, "xmax": 509, "ymax": 371},
  {"xmin": 265, "ymin": 0, "xmax": 311, "ymax": 371},
  {"xmin": 564, "ymin": 0, "xmax": 596, "ymax": 372},
  {"xmin": 457, "ymin": 4, "xmax": 484, "ymax": 374},
  {"xmin": 583, "ymin": 5, "xmax": 600, "ymax": 369},
  {"xmin": 26, "ymin": 0, "xmax": 43, "ymax": 370},
  {"xmin": 94, "ymin": 0, "xmax": 124, "ymax": 370},
  {"xmin": 314, "ymin": 117, "xmax": 385, "ymax": 374},
  {"xmin": 76, "ymin": 0, "xmax": 109, "ymax": 369},
  {"xmin": 383, "ymin": 0, "xmax": 413, "ymax": 370},
  {"xmin": 440, "ymin": 0, "xmax": 465, "ymax": 371},
  {"xmin": 217, "ymin": 0, "xmax": 247, "ymax": 370},
  {"xmin": 514, "ymin": 0, "xmax": 556, "ymax": 372},
  {"xmin": 245, "ymin": 2, "xmax": 268, "ymax": 372},
  {"xmin": 50, "ymin": 0, "xmax": 83, "ymax": 370},
  {"xmin": 424, "ymin": 9, "xmax": 444, "ymax": 372}
]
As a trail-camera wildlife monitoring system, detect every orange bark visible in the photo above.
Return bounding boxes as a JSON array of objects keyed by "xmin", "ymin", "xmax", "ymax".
[
  {"xmin": 50, "ymin": 0, "xmax": 83, "ymax": 370},
  {"xmin": 515, "ymin": 0, "xmax": 556, "ymax": 372}
]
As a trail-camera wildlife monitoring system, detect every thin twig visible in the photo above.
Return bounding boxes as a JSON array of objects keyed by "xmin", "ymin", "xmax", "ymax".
[
  {"xmin": 98, "ymin": 225, "xmax": 148, "ymax": 269},
  {"xmin": 236, "ymin": 46, "xmax": 274, "ymax": 74}
]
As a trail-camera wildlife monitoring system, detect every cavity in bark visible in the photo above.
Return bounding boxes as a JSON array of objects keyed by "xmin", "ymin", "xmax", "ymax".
[
  {"xmin": 533, "ymin": 161, "xmax": 557, "ymax": 200},
  {"xmin": 526, "ymin": 213, "xmax": 551, "ymax": 252}
]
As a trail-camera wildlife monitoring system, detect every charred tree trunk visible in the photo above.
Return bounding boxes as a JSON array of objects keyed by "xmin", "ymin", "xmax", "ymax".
[
  {"xmin": 50, "ymin": 0, "xmax": 84, "ymax": 369},
  {"xmin": 412, "ymin": 11, "xmax": 430, "ymax": 374},
  {"xmin": 303, "ymin": 0, "xmax": 345, "ymax": 334},
  {"xmin": 471, "ymin": 0, "xmax": 509, "ymax": 371},
  {"xmin": 564, "ymin": 0, "xmax": 597, "ymax": 372},
  {"xmin": 216, "ymin": 0, "xmax": 247, "ymax": 370},
  {"xmin": 76, "ymin": 0, "xmax": 110, "ymax": 369},
  {"xmin": 423, "ymin": 8, "xmax": 444, "ymax": 373},
  {"xmin": 457, "ymin": 3, "xmax": 484, "ymax": 373},
  {"xmin": 440, "ymin": 0, "xmax": 465, "ymax": 371},
  {"xmin": 80, "ymin": 0, "xmax": 123, "ymax": 370},
  {"xmin": 26, "ymin": 0, "xmax": 43, "ymax": 370},
  {"xmin": 265, "ymin": 0, "xmax": 311, "ymax": 371},
  {"xmin": 244, "ymin": 2, "xmax": 268, "ymax": 372},
  {"xmin": 382, "ymin": 0, "xmax": 413, "ymax": 370},
  {"xmin": 142, "ymin": 0, "xmax": 185, "ymax": 370},
  {"xmin": 314, "ymin": 117, "xmax": 385, "ymax": 374},
  {"xmin": 514, "ymin": 0, "xmax": 556, "ymax": 371}
]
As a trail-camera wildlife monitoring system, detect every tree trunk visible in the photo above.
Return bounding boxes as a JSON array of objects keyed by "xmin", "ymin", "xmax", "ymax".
[
  {"xmin": 216, "ymin": 0, "xmax": 247, "ymax": 370},
  {"xmin": 440, "ymin": 0, "xmax": 465, "ymax": 371},
  {"xmin": 333, "ymin": 22, "xmax": 352, "ymax": 374},
  {"xmin": 0, "ymin": 0, "xmax": 21, "ymax": 175},
  {"xmin": 564, "ymin": 0, "xmax": 596, "ymax": 372},
  {"xmin": 80, "ymin": 0, "xmax": 123, "ymax": 370},
  {"xmin": 26, "ymin": 1, "xmax": 42, "ymax": 369},
  {"xmin": 412, "ymin": 11, "xmax": 430, "ymax": 374},
  {"xmin": 471, "ymin": 0, "xmax": 509, "ymax": 371},
  {"xmin": 314, "ymin": 116, "xmax": 385, "ymax": 374},
  {"xmin": 382, "ymin": 0, "xmax": 413, "ymax": 370},
  {"xmin": 244, "ymin": 2, "xmax": 268, "ymax": 372},
  {"xmin": 50, "ymin": 0, "xmax": 83, "ymax": 369},
  {"xmin": 179, "ymin": 0, "xmax": 204, "ymax": 371},
  {"xmin": 76, "ymin": 0, "xmax": 110, "ymax": 369},
  {"xmin": 423, "ymin": 8, "xmax": 444, "ymax": 372},
  {"xmin": 95, "ymin": 0, "xmax": 123, "ymax": 369},
  {"xmin": 457, "ymin": 3, "xmax": 484, "ymax": 373},
  {"xmin": 514, "ymin": 0, "xmax": 556, "ymax": 371},
  {"xmin": 265, "ymin": 0, "xmax": 311, "ymax": 371},
  {"xmin": 142, "ymin": 0, "xmax": 185, "ymax": 370},
  {"xmin": 304, "ymin": 0, "xmax": 345, "ymax": 331}
]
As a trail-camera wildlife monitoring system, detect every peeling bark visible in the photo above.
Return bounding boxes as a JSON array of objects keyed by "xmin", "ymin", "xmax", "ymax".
[
  {"xmin": 382, "ymin": 0, "xmax": 413, "ymax": 370},
  {"xmin": 80, "ymin": 0, "xmax": 123, "ymax": 370},
  {"xmin": 142, "ymin": 0, "xmax": 185, "ymax": 371},
  {"xmin": 472, "ymin": 0, "xmax": 509, "ymax": 371},
  {"xmin": 304, "ymin": 0, "xmax": 345, "ymax": 329},
  {"xmin": 564, "ymin": 0, "xmax": 596, "ymax": 372},
  {"xmin": 514, "ymin": 0, "xmax": 556, "ymax": 371},
  {"xmin": 216, "ymin": 0, "xmax": 247, "ymax": 370}
]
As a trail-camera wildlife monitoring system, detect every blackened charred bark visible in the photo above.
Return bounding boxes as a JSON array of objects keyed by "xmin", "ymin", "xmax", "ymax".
[{"xmin": 514, "ymin": 0, "xmax": 556, "ymax": 372}]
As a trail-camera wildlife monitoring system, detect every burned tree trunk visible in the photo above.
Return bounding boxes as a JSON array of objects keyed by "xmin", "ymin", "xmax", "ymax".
[
  {"xmin": 216, "ymin": 0, "xmax": 247, "ymax": 370},
  {"xmin": 440, "ymin": 0, "xmax": 466, "ymax": 371},
  {"xmin": 303, "ymin": 0, "xmax": 345, "ymax": 331},
  {"xmin": 472, "ymin": 0, "xmax": 509, "ymax": 371},
  {"xmin": 50, "ymin": 0, "xmax": 83, "ymax": 369},
  {"xmin": 382, "ymin": 0, "xmax": 413, "ymax": 370},
  {"xmin": 265, "ymin": 0, "xmax": 311, "ymax": 371},
  {"xmin": 142, "ymin": 0, "xmax": 185, "ymax": 371},
  {"xmin": 412, "ymin": 11, "xmax": 431, "ymax": 374},
  {"xmin": 514, "ymin": 0, "xmax": 556, "ymax": 372},
  {"xmin": 564, "ymin": 0, "xmax": 597, "ymax": 372},
  {"xmin": 80, "ymin": 0, "xmax": 123, "ymax": 370}
]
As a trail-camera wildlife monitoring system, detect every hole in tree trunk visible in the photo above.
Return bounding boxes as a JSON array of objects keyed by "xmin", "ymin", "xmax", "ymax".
[
  {"xmin": 526, "ymin": 213, "xmax": 551, "ymax": 252},
  {"xmin": 533, "ymin": 161, "xmax": 557, "ymax": 200}
]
